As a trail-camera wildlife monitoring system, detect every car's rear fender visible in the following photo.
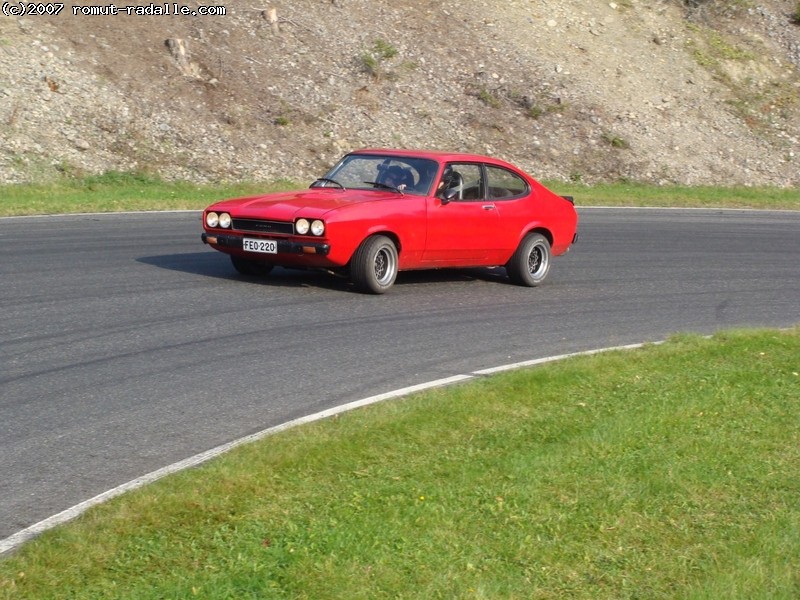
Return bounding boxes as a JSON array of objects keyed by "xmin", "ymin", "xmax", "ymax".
[
  {"xmin": 521, "ymin": 226, "xmax": 554, "ymax": 248},
  {"xmin": 517, "ymin": 201, "xmax": 577, "ymax": 256},
  {"xmin": 522, "ymin": 225, "xmax": 553, "ymax": 246},
  {"xmin": 513, "ymin": 223, "xmax": 578, "ymax": 257},
  {"xmin": 531, "ymin": 224, "xmax": 576, "ymax": 256}
]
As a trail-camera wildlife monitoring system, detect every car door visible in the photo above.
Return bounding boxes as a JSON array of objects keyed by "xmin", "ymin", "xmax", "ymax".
[
  {"xmin": 422, "ymin": 163, "xmax": 504, "ymax": 265},
  {"xmin": 482, "ymin": 164, "xmax": 533, "ymax": 256}
]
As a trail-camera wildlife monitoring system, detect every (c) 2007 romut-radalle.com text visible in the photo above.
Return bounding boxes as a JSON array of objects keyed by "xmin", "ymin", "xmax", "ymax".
[{"xmin": 1, "ymin": 2, "xmax": 227, "ymax": 16}]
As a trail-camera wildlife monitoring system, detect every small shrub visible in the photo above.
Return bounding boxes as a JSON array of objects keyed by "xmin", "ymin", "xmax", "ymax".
[
  {"xmin": 371, "ymin": 38, "xmax": 398, "ymax": 60},
  {"xmin": 602, "ymin": 132, "xmax": 631, "ymax": 149},
  {"xmin": 527, "ymin": 105, "xmax": 545, "ymax": 119},
  {"xmin": 360, "ymin": 52, "xmax": 379, "ymax": 77},
  {"xmin": 360, "ymin": 38, "xmax": 398, "ymax": 79},
  {"xmin": 477, "ymin": 87, "xmax": 501, "ymax": 108}
]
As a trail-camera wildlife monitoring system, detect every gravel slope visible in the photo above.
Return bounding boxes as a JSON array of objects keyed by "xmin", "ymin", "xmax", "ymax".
[{"xmin": 1, "ymin": 0, "xmax": 798, "ymax": 186}]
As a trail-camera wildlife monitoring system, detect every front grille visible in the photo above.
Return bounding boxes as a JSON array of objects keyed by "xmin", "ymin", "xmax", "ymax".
[{"xmin": 232, "ymin": 218, "xmax": 294, "ymax": 235}]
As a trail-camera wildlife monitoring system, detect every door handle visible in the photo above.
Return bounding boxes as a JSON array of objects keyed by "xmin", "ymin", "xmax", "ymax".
[{"xmin": 482, "ymin": 204, "xmax": 496, "ymax": 210}]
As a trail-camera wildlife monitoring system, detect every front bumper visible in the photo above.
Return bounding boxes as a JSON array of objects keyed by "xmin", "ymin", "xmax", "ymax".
[{"xmin": 201, "ymin": 232, "xmax": 331, "ymax": 256}]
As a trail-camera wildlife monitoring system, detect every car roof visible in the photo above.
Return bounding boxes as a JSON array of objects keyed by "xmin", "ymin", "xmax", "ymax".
[{"xmin": 351, "ymin": 148, "xmax": 516, "ymax": 168}]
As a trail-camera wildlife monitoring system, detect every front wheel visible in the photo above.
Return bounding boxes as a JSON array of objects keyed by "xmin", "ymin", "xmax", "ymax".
[
  {"xmin": 350, "ymin": 235, "xmax": 398, "ymax": 294},
  {"xmin": 506, "ymin": 233, "xmax": 551, "ymax": 287}
]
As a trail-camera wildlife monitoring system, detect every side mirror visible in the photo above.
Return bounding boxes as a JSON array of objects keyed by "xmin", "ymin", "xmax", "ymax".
[{"xmin": 441, "ymin": 187, "xmax": 459, "ymax": 204}]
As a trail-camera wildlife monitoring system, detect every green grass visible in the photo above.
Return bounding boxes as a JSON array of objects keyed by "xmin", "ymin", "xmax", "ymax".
[
  {"xmin": 0, "ymin": 172, "xmax": 798, "ymax": 217},
  {"xmin": 0, "ymin": 171, "xmax": 298, "ymax": 217},
  {"xmin": 2, "ymin": 328, "xmax": 799, "ymax": 599},
  {"xmin": 547, "ymin": 181, "xmax": 800, "ymax": 210}
]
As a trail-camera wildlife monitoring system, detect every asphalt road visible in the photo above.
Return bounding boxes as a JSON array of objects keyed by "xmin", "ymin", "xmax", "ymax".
[{"xmin": 1, "ymin": 208, "xmax": 799, "ymax": 543}]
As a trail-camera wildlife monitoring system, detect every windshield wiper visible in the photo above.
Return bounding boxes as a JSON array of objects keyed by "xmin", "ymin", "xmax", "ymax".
[
  {"xmin": 364, "ymin": 181, "xmax": 404, "ymax": 195},
  {"xmin": 312, "ymin": 178, "xmax": 346, "ymax": 190}
]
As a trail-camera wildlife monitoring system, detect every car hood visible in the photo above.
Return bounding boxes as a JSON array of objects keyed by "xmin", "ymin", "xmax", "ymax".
[{"xmin": 210, "ymin": 189, "xmax": 392, "ymax": 220}]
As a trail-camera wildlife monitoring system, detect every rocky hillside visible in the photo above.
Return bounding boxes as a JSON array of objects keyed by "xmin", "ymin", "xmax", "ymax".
[{"xmin": 1, "ymin": 0, "xmax": 799, "ymax": 186}]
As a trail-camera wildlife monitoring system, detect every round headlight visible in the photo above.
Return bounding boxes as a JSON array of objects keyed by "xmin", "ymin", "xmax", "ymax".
[
  {"xmin": 311, "ymin": 220, "xmax": 325, "ymax": 236},
  {"xmin": 295, "ymin": 218, "xmax": 310, "ymax": 235},
  {"xmin": 206, "ymin": 212, "xmax": 219, "ymax": 228},
  {"xmin": 218, "ymin": 212, "xmax": 232, "ymax": 229}
]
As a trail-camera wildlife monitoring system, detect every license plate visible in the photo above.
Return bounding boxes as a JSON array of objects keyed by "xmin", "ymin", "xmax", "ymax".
[{"xmin": 242, "ymin": 238, "xmax": 277, "ymax": 254}]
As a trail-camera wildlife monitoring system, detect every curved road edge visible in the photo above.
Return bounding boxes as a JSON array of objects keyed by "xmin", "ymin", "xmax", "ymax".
[{"xmin": 0, "ymin": 341, "xmax": 652, "ymax": 556}]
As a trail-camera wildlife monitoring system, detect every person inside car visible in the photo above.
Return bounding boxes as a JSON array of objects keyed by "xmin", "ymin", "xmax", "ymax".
[
  {"xmin": 437, "ymin": 166, "xmax": 464, "ymax": 200},
  {"xmin": 379, "ymin": 165, "xmax": 412, "ymax": 191}
]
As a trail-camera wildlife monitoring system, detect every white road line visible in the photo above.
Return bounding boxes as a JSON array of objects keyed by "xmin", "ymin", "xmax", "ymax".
[{"xmin": 0, "ymin": 343, "xmax": 651, "ymax": 556}]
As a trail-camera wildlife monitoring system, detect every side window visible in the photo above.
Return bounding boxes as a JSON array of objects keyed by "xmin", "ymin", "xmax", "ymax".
[
  {"xmin": 486, "ymin": 166, "xmax": 528, "ymax": 199},
  {"xmin": 437, "ymin": 163, "xmax": 483, "ymax": 201}
]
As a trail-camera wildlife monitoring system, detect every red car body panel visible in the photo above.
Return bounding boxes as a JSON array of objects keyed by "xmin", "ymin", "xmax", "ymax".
[{"xmin": 201, "ymin": 149, "xmax": 578, "ymax": 284}]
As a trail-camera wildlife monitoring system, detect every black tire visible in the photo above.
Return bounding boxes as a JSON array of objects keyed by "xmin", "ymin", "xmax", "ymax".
[
  {"xmin": 231, "ymin": 255, "xmax": 274, "ymax": 276},
  {"xmin": 350, "ymin": 235, "xmax": 398, "ymax": 294},
  {"xmin": 506, "ymin": 233, "xmax": 551, "ymax": 287}
]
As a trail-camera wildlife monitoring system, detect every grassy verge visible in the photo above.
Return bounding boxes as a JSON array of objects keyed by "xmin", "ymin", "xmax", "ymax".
[
  {"xmin": 0, "ymin": 172, "xmax": 298, "ymax": 217},
  {"xmin": 2, "ymin": 328, "xmax": 799, "ymax": 599},
  {"xmin": 0, "ymin": 172, "xmax": 797, "ymax": 216},
  {"xmin": 548, "ymin": 181, "xmax": 800, "ymax": 210}
]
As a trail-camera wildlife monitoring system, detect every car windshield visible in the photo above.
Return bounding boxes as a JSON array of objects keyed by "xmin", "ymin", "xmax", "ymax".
[{"xmin": 314, "ymin": 154, "xmax": 439, "ymax": 196}]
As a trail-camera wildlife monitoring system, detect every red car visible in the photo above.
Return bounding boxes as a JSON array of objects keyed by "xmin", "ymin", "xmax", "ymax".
[{"xmin": 201, "ymin": 149, "xmax": 578, "ymax": 293}]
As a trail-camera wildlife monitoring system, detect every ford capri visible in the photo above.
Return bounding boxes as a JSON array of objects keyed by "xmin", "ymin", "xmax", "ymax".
[{"xmin": 201, "ymin": 149, "xmax": 578, "ymax": 294}]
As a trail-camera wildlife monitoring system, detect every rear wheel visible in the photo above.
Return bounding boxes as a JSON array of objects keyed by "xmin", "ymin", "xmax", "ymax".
[
  {"xmin": 506, "ymin": 233, "xmax": 551, "ymax": 287},
  {"xmin": 231, "ymin": 255, "xmax": 274, "ymax": 276},
  {"xmin": 351, "ymin": 235, "xmax": 398, "ymax": 294}
]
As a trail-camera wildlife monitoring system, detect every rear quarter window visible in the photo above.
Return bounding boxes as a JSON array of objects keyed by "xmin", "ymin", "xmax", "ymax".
[{"xmin": 486, "ymin": 166, "xmax": 528, "ymax": 199}]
